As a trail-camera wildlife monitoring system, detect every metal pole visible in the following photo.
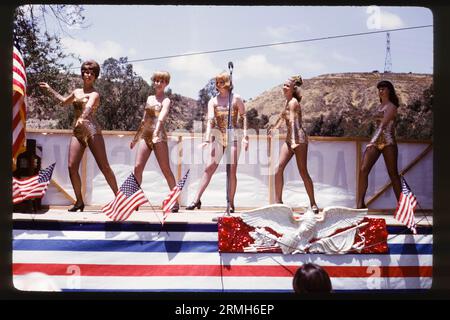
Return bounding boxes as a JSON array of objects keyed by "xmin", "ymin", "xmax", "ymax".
[{"xmin": 225, "ymin": 61, "xmax": 234, "ymax": 216}]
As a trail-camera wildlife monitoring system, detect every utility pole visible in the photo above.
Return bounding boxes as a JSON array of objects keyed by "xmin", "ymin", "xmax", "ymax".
[{"xmin": 384, "ymin": 32, "xmax": 392, "ymax": 73}]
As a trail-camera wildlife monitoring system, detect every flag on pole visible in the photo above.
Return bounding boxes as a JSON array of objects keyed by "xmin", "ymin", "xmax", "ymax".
[
  {"xmin": 394, "ymin": 176, "xmax": 418, "ymax": 234},
  {"xmin": 13, "ymin": 163, "xmax": 56, "ymax": 204},
  {"xmin": 102, "ymin": 173, "xmax": 149, "ymax": 221},
  {"xmin": 162, "ymin": 170, "xmax": 190, "ymax": 223},
  {"xmin": 12, "ymin": 45, "xmax": 27, "ymax": 170}
]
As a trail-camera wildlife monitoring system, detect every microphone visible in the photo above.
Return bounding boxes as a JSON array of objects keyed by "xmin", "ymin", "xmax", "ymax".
[{"xmin": 228, "ymin": 61, "xmax": 234, "ymax": 71}]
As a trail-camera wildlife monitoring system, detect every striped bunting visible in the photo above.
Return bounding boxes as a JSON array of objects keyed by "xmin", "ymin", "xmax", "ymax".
[{"xmin": 12, "ymin": 221, "xmax": 432, "ymax": 292}]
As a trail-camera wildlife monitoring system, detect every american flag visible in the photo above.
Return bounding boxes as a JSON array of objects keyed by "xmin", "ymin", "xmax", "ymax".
[
  {"xmin": 394, "ymin": 176, "xmax": 418, "ymax": 234},
  {"xmin": 162, "ymin": 170, "xmax": 190, "ymax": 223},
  {"xmin": 102, "ymin": 173, "xmax": 149, "ymax": 221},
  {"xmin": 12, "ymin": 46, "xmax": 27, "ymax": 170},
  {"xmin": 13, "ymin": 163, "xmax": 56, "ymax": 204}
]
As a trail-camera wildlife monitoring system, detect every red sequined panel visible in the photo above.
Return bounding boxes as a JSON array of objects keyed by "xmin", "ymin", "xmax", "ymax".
[
  {"xmin": 355, "ymin": 217, "xmax": 389, "ymax": 254},
  {"xmin": 218, "ymin": 217, "xmax": 255, "ymax": 253}
]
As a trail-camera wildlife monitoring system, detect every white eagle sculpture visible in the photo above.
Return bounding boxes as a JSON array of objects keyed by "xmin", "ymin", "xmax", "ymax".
[{"xmin": 241, "ymin": 204, "xmax": 369, "ymax": 254}]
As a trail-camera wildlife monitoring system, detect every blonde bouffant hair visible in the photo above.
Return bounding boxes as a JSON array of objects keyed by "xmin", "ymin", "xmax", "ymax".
[
  {"xmin": 151, "ymin": 71, "xmax": 171, "ymax": 84},
  {"xmin": 215, "ymin": 72, "xmax": 232, "ymax": 91}
]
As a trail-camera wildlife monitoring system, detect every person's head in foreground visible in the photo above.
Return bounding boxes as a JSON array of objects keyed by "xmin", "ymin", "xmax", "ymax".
[{"xmin": 293, "ymin": 263, "xmax": 332, "ymax": 293}]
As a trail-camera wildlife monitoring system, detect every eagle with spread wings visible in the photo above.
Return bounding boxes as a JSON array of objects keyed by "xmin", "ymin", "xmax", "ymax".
[{"xmin": 241, "ymin": 204, "xmax": 368, "ymax": 254}]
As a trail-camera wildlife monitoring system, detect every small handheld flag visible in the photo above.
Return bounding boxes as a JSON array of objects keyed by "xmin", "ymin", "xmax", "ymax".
[
  {"xmin": 102, "ymin": 173, "xmax": 150, "ymax": 221},
  {"xmin": 13, "ymin": 163, "xmax": 56, "ymax": 204},
  {"xmin": 394, "ymin": 176, "xmax": 418, "ymax": 234},
  {"xmin": 162, "ymin": 170, "xmax": 190, "ymax": 224}
]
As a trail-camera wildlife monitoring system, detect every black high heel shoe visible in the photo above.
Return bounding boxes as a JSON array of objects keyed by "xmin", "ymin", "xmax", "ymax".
[
  {"xmin": 68, "ymin": 203, "xmax": 84, "ymax": 212},
  {"xmin": 171, "ymin": 203, "xmax": 180, "ymax": 213},
  {"xmin": 311, "ymin": 205, "xmax": 319, "ymax": 214},
  {"xmin": 229, "ymin": 205, "xmax": 235, "ymax": 213},
  {"xmin": 186, "ymin": 200, "xmax": 201, "ymax": 210}
]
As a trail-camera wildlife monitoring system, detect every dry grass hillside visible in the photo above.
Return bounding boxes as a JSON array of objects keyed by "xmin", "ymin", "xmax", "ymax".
[{"xmin": 246, "ymin": 72, "xmax": 433, "ymax": 138}]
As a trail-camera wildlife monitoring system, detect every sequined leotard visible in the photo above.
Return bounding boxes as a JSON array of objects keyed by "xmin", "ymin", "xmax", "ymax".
[
  {"xmin": 281, "ymin": 101, "xmax": 308, "ymax": 149},
  {"xmin": 206, "ymin": 96, "xmax": 245, "ymax": 147},
  {"xmin": 72, "ymin": 95, "xmax": 102, "ymax": 147},
  {"xmin": 366, "ymin": 104, "xmax": 396, "ymax": 151},
  {"xmin": 134, "ymin": 97, "xmax": 168, "ymax": 148}
]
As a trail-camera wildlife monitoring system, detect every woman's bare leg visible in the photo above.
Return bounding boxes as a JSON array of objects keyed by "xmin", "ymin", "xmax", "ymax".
[
  {"xmin": 68, "ymin": 137, "xmax": 86, "ymax": 205},
  {"xmin": 294, "ymin": 143, "xmax": 317, "ymax": 207},
  {"xmin": 153, "ymin": 141, "xmax": 176, "ymax": 189},
  {"xmin": 357, "ymin": 146, "xmax": 381, "ymax": 208},
  {"xmin": 133, "ymin": 139, "xmax": 152, "ymax": 185},
  {"xmin": 274, "ymin": 143, "xmax": 294, "ymax": 203},
  {"xmin": 382, "ymin": 144, "xmax": 402, "ymax": 201},
  {"xmin": 192, "ymin": 143, "xmax": 224, "ymax": 203},
  {"xmin": 228, "ymin": 141, "xmax": 241, "ymax": 207},
  {"xmin": 88, "ymin": 134, "xmax": 118, "ymax": 195}
]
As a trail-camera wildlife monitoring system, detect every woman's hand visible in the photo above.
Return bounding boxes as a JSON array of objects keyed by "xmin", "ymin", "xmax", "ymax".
[
  {"xmin": 130, "ymin": 140, "xmax": 137, "ymax": 149},
  {"xmin": 200, "ymin": 142, "xmax": 209, "ymax": 148},
  {"xmin": 242, "ymin": 137, "xmax": 249, "ymax": 151},
  {"xmin": 75, "ymin": 118, "xmax": 86, "ymax": 128},
  {"xmin": 38, "ymin": 82, "xmax": 50, "ymax": 90}
]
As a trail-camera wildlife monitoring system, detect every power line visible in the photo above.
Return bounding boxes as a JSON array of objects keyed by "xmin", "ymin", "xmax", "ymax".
[{"xmin": 68, "ymin": 25, "xmax": 432, "ymax": 69}]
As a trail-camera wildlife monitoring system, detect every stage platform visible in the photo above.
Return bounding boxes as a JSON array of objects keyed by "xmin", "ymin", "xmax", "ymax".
[{"xmin": 12, "ymin": 207, "xmax": 433, "ymax": 293}]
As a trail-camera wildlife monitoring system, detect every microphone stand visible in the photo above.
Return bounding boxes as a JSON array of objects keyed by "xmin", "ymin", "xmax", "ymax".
[{"xmin": 225, "ymin": 62, "xmax": 234, "ymax": 216}]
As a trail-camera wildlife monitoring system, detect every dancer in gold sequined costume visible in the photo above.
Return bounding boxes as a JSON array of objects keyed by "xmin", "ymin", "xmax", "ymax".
[
  {"xmin": 39, "ymin": 60, "xmax": 118, "ymax": 212},
  {"xmin": 186, "ymin": 72, "xmax": 248, "ymax": 212},
  {"xmin": 357, "ymin": 80, "xmax": 401, "ymax": 209},
  {"xmin": 130, "ymin": 71, "xmax": 179, "ymax": 212},
  {"xmin": 269, "ymin": 75, "xmax": 318, "ymax": 213}
]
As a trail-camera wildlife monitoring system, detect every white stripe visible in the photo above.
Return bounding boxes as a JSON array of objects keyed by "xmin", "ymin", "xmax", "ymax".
[
  {"xmin": 13, "ymin": 230, "xmax": 219, "ymax": 242},
  {"xmin": 12, "ymin": 275, "xmax": 432, "ymax": 291},
  {"xmin": 13, "ymin": 58, "xmax": 26, "ymax": 78},
  {"xmin": 386, "ymin": 234, "xmax": 432, "ymax": 244},
  {"xmin": 330, "ymin": 277, "xmax": 432, "ymax": 290},
  {"xmin": 13, "ymin": 230, "xmax": 432, "ymax": 244},
  {"xmin": 13, "ymin": 251, "xmax": 433, "ymax": 267}
]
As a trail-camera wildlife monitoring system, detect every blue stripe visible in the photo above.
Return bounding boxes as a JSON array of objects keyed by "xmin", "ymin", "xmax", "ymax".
[
  {"xmin": 12, "ymin": 239, "xmax": 432, "ymax": 254},
  {"xmin": 13, "ymin": 221, "xmax": 218, "ymax": 232},
  {"xmin": 387, "ymin": 226, "xmax": 432, "ymax": 234},
  {"xmin": 13, "ymin": 239, "xmax": 218, "ymax": 252},
  {"xmin": 13, "ymin": 221, "xmax": 432, "ymax": 234},
  {"xmin": 388, "ymin": 243, "xmax": 432, "ymax": 254}
]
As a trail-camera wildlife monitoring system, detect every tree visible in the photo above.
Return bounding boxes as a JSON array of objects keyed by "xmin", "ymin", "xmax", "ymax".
[
  {"xmin": 96, "ymin": 57, "xmax": 150, "ymax": 131},
  {"xmin": 13, "ymin": 5, "xmax": 87, "ymax": 123}
]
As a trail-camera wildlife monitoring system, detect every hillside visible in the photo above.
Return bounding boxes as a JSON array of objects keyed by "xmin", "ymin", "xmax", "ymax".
[{"xmin": 246, "ymin": 72, "xmax": 433, "ymax": 139}]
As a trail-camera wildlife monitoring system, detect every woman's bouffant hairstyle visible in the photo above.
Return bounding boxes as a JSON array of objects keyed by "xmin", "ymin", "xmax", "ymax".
[
  {"xmin": 377, "ymin": 80, "xmax": 399, "ymax": 108},
  {"xmin": 151, "ymin": 71, "xmax": 171, "ymax": 84},
  {"xmin": 289, "ymin": 75, "xmax": 303, "ymax": 103},
  {"xmin": 81, "ymin": 60, "xmax": 100, "ymax": 79},
  {"xmin": 292, "ymin": 263, "xmax": 332, "ymax": 293},
  {"xmin": 215, "ymin": 72, "xmax": 232, "ymax": 91}
]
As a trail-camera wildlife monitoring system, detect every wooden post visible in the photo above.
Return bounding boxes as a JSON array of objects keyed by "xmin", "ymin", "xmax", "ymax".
[
  {"xmin": 81, "ymin": 151, "xmax": 88, "ymax": 202},
  {"xmin": 268, "ymin": 134, "xmax": 273, "ymax": 204},
  {"xmin": 177, "ymin": 135, "xmax": 183, "ymax": 180},
  {"xmin": 355, "ymin": 141, "xmax": 362, "ymax": 208}
]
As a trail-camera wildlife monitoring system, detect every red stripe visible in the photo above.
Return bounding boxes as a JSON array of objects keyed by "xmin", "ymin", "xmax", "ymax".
[
  {"xmin": 13, "ymin": 52, "xmax": 25, "ymax": 68},
  {"xmin": 12, "ymin": 264, "xmax": 433, "ymax": 278},
  {"xmin": 13, "ymin": 66, "xmax": 26, "ymax": 82}
]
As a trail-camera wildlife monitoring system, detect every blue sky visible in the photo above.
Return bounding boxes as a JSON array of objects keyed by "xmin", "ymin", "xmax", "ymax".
[{"xmin": 32, "ymin": 5, "xmax": 433, "ymax": 100}]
